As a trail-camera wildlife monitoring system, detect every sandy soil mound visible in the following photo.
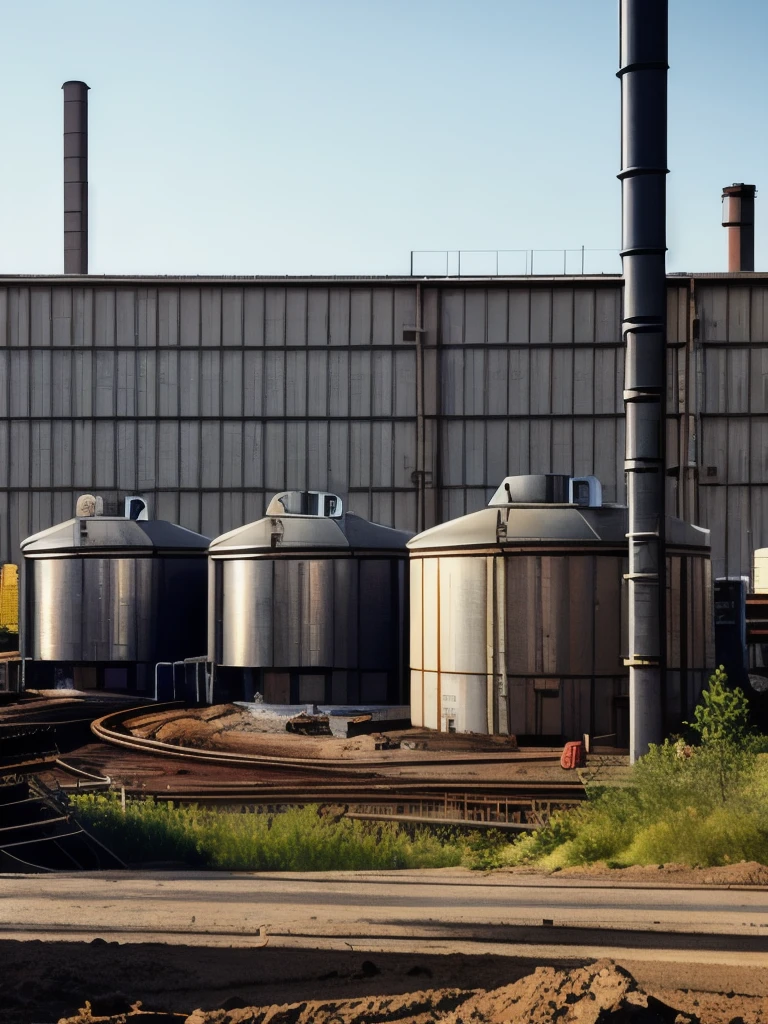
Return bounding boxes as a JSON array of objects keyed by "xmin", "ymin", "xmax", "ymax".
[
  {"xmin": 57, "ymin": 960, "xmax": 702, "ymax": 1024},
  {"xmin": 552, "ymin": 860, "xmax": 768, "ymax": 886}
]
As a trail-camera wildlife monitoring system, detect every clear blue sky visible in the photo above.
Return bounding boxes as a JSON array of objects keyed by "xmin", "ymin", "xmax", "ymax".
[{"xmin": 1, "ymin": 0, "xmax": 766, "ymax": 276}]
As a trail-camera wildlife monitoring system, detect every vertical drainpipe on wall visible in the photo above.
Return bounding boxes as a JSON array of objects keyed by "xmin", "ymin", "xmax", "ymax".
[
  {"xmin": 618, "ymin": 0, "xmax": 668, "ymax": 762},
  {"xmin": 63, "ymin": 81, "xmax": 89, "ymax": 275}
]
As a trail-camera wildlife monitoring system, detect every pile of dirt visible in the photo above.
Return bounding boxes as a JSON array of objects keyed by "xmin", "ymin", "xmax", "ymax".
[
  {"xmin": 549, "ymin": 860, "xmax": 768, "ymax": 887},
  {"xmin": 55, "ymin": 960, "xmax": 712, "ymax": 1024}
]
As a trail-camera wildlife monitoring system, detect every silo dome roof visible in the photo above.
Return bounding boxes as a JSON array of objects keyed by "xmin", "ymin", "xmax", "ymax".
[
  {"xmin": 21, "ymin": 518, "xmax": 211, "ymax": 555},
  {"xmin": 209, "ymin": 512, "xmax": 412, "ymax": 555}
]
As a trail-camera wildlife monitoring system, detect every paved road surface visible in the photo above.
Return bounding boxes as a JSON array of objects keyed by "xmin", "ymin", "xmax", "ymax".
[{"xmin": 1, "ymin": 869, "xmax": 766, "ymax": 966}]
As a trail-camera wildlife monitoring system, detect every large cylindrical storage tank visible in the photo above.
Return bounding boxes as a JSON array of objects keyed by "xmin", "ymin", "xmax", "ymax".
[
  {"xmin": 208, "ymin": 491, "xmax": 411, "ymax": 705},
  {"xmin": 408, "ymin": 475, "xmax": 713, "ymax": 746},
  {"xmin": 21, "ymin": 504, "xmax": 210, "ymax": 692}
]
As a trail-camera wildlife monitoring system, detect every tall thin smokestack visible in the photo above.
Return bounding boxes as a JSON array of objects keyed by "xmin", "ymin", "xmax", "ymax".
[
  {"xmin": 618, "ymin": 0, "xmax": 668, "ymax": 762},
  {"xmin": 722, "ymin": 183, "xmax": 756, "ymax": 272},
  {"xmin": 63, "ymin": 80, "xmax": 89, "ymax": 274}
]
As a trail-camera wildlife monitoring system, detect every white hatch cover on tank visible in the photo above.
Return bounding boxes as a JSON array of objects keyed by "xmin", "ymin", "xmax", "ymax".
[{"xmin": 266, "ymin": 491, "xmax": 343, "ymax": 518}]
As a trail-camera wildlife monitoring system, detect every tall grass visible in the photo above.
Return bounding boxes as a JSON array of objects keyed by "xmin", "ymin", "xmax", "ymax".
[{"xmin": 71, "ymin": 795, "xmax": 465, "ymax": 871}]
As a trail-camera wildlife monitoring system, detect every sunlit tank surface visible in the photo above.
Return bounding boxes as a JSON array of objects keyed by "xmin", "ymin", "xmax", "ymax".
[
  {"xmin": 21, "ymin": 517, "xmax": 210, "ymax": 664},
  {"xmin": 408, "ymin": 475, "xmax": 713, "ymax": 745},
  {"xmin": 208, "ymin": 491, "xmax": 412, "ymax": 705}
]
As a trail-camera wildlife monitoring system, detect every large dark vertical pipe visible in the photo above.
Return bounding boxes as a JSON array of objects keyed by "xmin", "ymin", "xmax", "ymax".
[
  {"xmin": 722, "ymin": 183, "xmax": 756, "ymax": 272},
  {"xmin": 63, "ymin": 80, "xmax": 89, "ymax": 275},
  {"xmin": 618, "ymin": 0, "xmax": 668, "ymax": 762}
]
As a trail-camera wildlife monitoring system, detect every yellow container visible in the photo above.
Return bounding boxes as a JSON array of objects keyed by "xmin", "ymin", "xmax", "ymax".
[{"xmin": 0, "ymin": 563, "xmax": 19, "ymax": 633}]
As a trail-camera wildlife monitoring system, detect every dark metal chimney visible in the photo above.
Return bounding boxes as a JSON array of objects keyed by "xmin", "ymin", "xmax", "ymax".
[
  {"xmin": 722, "ymin": 183, "xmax": 756, "ymax": 272},
  {"xmin": 618, "ymin": 0, "xmax": 668, "ymax": 762},
  {"xmin": 62, "ymin": 80, "xmax": 89, "ymax": 275}
]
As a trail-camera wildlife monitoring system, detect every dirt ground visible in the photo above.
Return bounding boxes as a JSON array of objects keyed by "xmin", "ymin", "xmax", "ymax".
[
  {"xmin": 499, "ymin": 860, "xmax": 768, "ymax": 887},
  {"xmin": 0, "ymin": 943, "xmax": 761, "ymax": 1024}
]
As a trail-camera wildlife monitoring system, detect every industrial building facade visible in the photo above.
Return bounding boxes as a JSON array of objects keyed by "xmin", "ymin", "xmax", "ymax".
[{"xmin": 0, "ymin": 271, "xmax": 763, "ymax": 580}]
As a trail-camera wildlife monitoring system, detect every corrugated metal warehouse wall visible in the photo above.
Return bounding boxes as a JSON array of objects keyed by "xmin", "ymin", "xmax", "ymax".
[{"xmin": 0, "ymin": 273, "xmax": 763, "ymax": 577}]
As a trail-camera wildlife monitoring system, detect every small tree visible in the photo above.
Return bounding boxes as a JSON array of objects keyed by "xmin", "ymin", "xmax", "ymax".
[{"xmin": 686, "ymin": 666, "xmax": 757, "ymax": 803}]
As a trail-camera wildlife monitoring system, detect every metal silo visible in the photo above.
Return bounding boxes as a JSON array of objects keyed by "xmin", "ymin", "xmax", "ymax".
[
  {"xmin": 408, "ymin": 474, "xmax": 712, "ymax": 746},
  {"xmin": 208, "ymin": 490, "xmax": 411, "ymax": 705},
  {"xmin": 21, "ymin": 497, "xmax": 210, "ymax": 692}
]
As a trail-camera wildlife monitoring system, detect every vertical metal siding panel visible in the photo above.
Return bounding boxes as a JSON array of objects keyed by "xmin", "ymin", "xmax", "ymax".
[
  {"xmin": 750, "ymin": 347, "xmax": 768, "ymax": 413},
  {"xmin": 594, "ymin": 348, "xmax": 617, "ymax": 413},
  {"xmin": 595, "ymin": 288, "xmax": 621, "ymax": 344},
  {"xmin": 394, "ymin": 491, "xmax": 416, "ymax": 530},
  {"xmin": 442, "ymin": 291, "xmax": 465, "ymax": 345},
  {"xmin": 350, "ymin": 351, "xmax": 372, "ymax": 416},
  {"xmin": 30, "ymin": 423, "xmax": 51, "ymax": 487},
  {"xmin": 180, "ymin": 422, "xmax": 200, "ymax": 488},
  {"xmin": 158, "ymin": 289, "xmax": 180, "ymax": 346},
  {"xmin": 372, "ymin": 421, "xmax": 393, "ymax": 487},
  {"xmin": 137, "ymin": 352, "xmax": 157, "ymax": 417},
  {"xmin": 307, "ymin": 351, "xmax": 328, "ymax": 417},
  {"xmin": 727, "ymin": 286, "xmax": 750, "ymax": 342},
  {"xmin": 179, "ymin": 352, "xmax": 200, "ymax": 416},
  {"xmin": 329, "ymin": 288, "xmax": 351, "ymax": 346},
  {"xmin": 243, "ymin": 288, "xmax": 265, "ymax": 346},
  {"xmin": 0, "ymin": 424, "xmax": 7, "ymax": 488},
  {"xmin": 465, "ymin": 422, "xmax": 485, "ymax": 486},
  {"xmin": 307, "ymin": 421, "xmax": 329, "ymax": 490},
  {"xmin": 222, "ymin": 289, "xmax": 243, "ymax": 347},
  {"xmin": 243, "ymin": 492, "xmax": 264, "ymax": 526},
  {"xmin": 137, "ymin": 423, "xmax": 156, "ymax": 490},
  {"xmin": 442, "ymin": 421, "xmax": 464, "ymax": 485},
  {"xmin": 0, "ymin": 354, "xmax": 7, "ymax": 418},
  {"xmin": 441, "ymin": 349, "xmax": 463, "ymax": 415},
  {"xmin": 222, "ymin": 351, "xmax": 243, "ymax": 417},
  {"xmin": 243, "ymin": 351, "xmax": 264, "ymax": 416},
  {"xmin": 156, "ymin": 491, "xmax": 179, "ymax": 524},
  {"xmin": 179, "ymin": 491, "xmax": 201, "ymax": 534},
  {"xmin": 243, "ymin": 422, "xmax": 263, "ymax": 489},
  {"xmin": 220, "ymin": 492, "xmax": 243, "ymax": 534},
  {"xmin": 486, "ymin": 349, "xmax": 508, "ymax": 415},
  {"xmin": 529, "ymin": 290, "xmax": 552, "ymax": 344},
  {"xmin": 116, "ymin": 351, "xmax": 136, "ymax": 415},
  {"xmin": 393, "ymin": 421, "xmax": 416, "ymax": 487},
  {"xmin": 94, "ymin": 291, "xmax": 116, "ymax": 347},
  {"xmin": 551, "ymin": 349, "xmax": 573, "ymax": 415},
  {"xmin": 200, "ymin": 288, "xmax": 222, "ymax": 346},
  {"xmin": 30, "ymin": 288, "xmax": 52, "ymax": 346},
  {"xmin": 201, "ymin": 492, "xmax": 221, "ymax": 540},
  {"xmin": 371, "ymin": 492, "xmax": 394, "ymax": 526},
  {"xmin": 703, "ymin": 348, "xmax": 727, "ymax": 413},
  {"xmin": 394, "ymin": 350, "xmax": 415, "ymax": 417},
  {"xmin": 137, "ymin": 289, "xmax": 157, "ymax": 347},
  {"xmin": 508, "ymin": 350, "xmax": 530, "ymax": 414},
  {"xmin": 73, "ymin": 421, "xmax": 92, "ymax": 486},
  {"xmin": 551, "ymin": 420, "xmax": 572, "ymax": 474},
  {"xmin": 727, "ymin": 486, "xmax": 750, "ymax": 576},
  {"xmin": 750, "ymin": 419, "xmax": 768, "ymax": 483},
  {"xmin": 329, "ymin": 350, "xmax": 349, "ymax": 417},
  {"xmin": 265, "ymin": 422, "xmax": 285, "ymax": 490},
  {"xmin": 30, "ymin": 351, "xmax": 52, "ymax": 417},
  {"xmin": 95, "ymin": 422, "xmax": 115, "ymax": 487},
  {"xmin": 285, "ymin": 350, "xmax": 307, "ymax": 416},
  {"xmin": 157, "ymin": 351, "xmax": 179, "ymax": 417},
  {"xmin": 116, "ymin": 291, "xmax": 136, "ymax": 346},
  {"xmin": 486, "ymin": 290, "xmax": 508, "ymax": 345},
  {"xmin": 220, "ymin": 422, "xmax": 242, "ymax": 489},
  {"xmin": 180, "ymin": 289, "xmax": 201, "ymax": 345},
  {"xmin": 573, "ymin": 419, "xmax": 594, "ymax": 477},
  {"xmin": 51, "ymin": 352, "xmax": 72, "ymax": 416},
  {"xmin": 751, "ymin": 286, "xmax": 768, "ymax": 342},
  {"xmin": 529, "ymin": 420, "xmax": 552, "ymax": 473},
  {"xmin": 508, "ymin": 289, "xmax": 529, "ymax": 343},
  {"xmin": 699, "ymin": 286, "xmax": 728, "ymax": 342},
  {"xmin": 727, "ymin": 349, "xmax": 749, "ymax": 412},
  {"xmin": 372, "ymin": 289, "xmax": 394, "ymax": 345},
  {"xmin": 573, "ymin": 289, "xmax": 596, "ymax": 344},
  {"xmin": 529, "ymin": 350, "xmax": 551, "ymax": 415},
  {"xmin": 349, "ymin": 423, "xmax": 370, "ymax": 487},
  {"xmin": 72, "ymin": 288, "xmax": 92, "ymax": 346},
  {"xmin": 157, "ymin": 422, "xmax": 180, "ymax": 487},
  {"xmin": 464, "ymin": 290, "xmax": 486, "ymax": 344},
  {"xmin": 201, "ymin": 423, "xmax": 221, "ymax": 488},
  {"xmin": 9, "ymin": 288, "xmax": 30, "ymax": 346},
  {"xmin": 593, "ymin": 420, "xmax": 617, "ymax": 496},
  {"xmin": 286, "ymin": 422, "xmax": 306, "ymax": 488},
  {"xmin": 0, "ymin": 290, "xmax": 6, "ymax": 346},
  {"xmin": 306, "ymin": 289, "xmax": 327, "ymax": 345},
  {"xmin": 701, "ymin": 418, "xmax": 726, "ymax": 479},
  {"xmin": 372, "ymin": 352, "xmax": 393, "ymax": 416},
  {"xmin": 200, "ymin": 351, "xmax": 221, "ymax": 416},
  {"xmin": 265, "ymin": 289, "xmax": 286, "ymax": 347},
  {"xmin": 350, "ymin": 289, "xmax": 372, "ymax": 345},
  {"xmin": 72, "ymin": 353, "xmax": 92, "ymax": 416},
  {"xmin": 507, "ymin": 421, "xmax": 530, "ymax": 475},
  {"xmin": 53, "ymin": 422, "xmax": 73, "ymax": 487},
  {"xmin": 666, "ymin": 286, "xmax": 680, "ymax": 344},
  {"xmin": 464, "ymin": 349, "xmax": 485, "ymax": 415},
  {"xmin": 265, "ymin": 351, "xmax": 285, "ymax": 416},
  {"xmin": 10, "ymin": 352, "xmax": 29, "ymax": 417},
  {"xmin": 329, "ymin": 421, "xmax": 349, "ymax": 492},
  {"xmin": 95, "ymin": 352, "xmax": 115, "ymax": 416},
  {"xmin": 286, "ymin": 288, "xmax": 308, "ymax": 345},
  {"xmin": 552, "ymin": 289, "xmax": 574, "ymax": 343},
  {"xmin": 573, "ymin": 352, "xmax": 594, "ymax": 413},
  {"xmin": 116, "ymin": 422, "xmax": 136, "ymax": 490},
  {"xmin": 486, "ymin": 421, "xmax": 508, "ymax": 486},
  {"xmin": 727, "ymin": 419, "xmax": 749, "ymax": 483}
]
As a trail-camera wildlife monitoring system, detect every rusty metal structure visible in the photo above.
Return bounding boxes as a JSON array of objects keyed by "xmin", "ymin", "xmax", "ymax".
[
  {"xmin": 62, "ymin": 81, "xmax": 89, "ymax": 275},
  {"xmin": 722, "ymin": 183, "xmax": 757, "ymax": 273},
  {"xmin": 618, "ymin": 0, "xmax": 669, "ymax": 760}
]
